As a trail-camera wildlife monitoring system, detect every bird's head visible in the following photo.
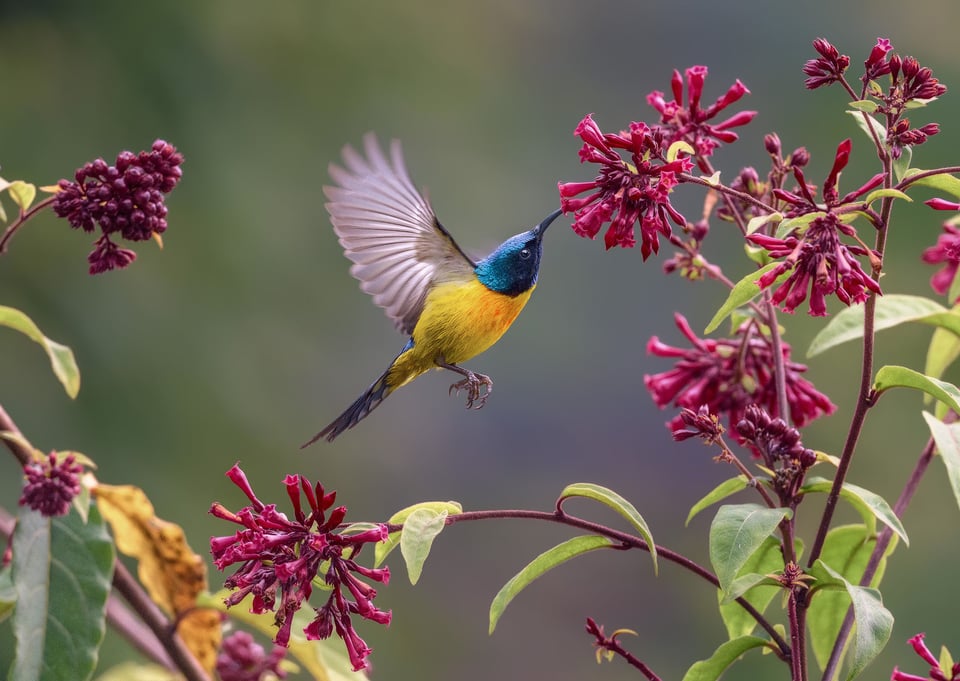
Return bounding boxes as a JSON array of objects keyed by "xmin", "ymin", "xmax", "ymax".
[{"xmin": 474, "ymin": 209, "xmax": 562, "ymax": 296}]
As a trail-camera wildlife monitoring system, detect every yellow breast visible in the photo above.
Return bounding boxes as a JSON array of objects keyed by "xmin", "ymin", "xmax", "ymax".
[{"xmin": 386, "ymin": 278, "xmax": 534, "ymax": 388}]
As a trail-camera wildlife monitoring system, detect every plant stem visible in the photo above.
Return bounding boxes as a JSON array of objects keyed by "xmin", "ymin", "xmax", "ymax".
[
  {"xmin": 820, "ymin": 436, "xmax": 937, "ymax": 681},
  {"xmin": 436, "ymin": 508, "xmax": 792, "ymax": 660}
]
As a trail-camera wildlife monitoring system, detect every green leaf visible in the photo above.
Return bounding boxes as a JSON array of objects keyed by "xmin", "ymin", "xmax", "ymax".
[
  {"xmin": 10, "ymin": 506, "xmax": 115, "ymax": 681},
  {"xmin": 873, "ymin": 365, "xmax": 960, "ymax": 414},
  {"xmin": 903, "ymin": 168, "xmax": 960, "ymax": 200},
  {"xmin": 926, "ymin": 324, "xmax": 960, "ymax": 383},
  {"xmin": 863, "ymin": 188, "xmax": 912, "ymax": 205},
  {"xmin": 809, "ymin": 559, "xmax": 893, "ymax": 680},
  {"xmin": 718, "ymin": 536, "xmax": 801, "ymax": 639},
  {"xmin": 709, "ymin": 504, "xmax": 791, "ymax": 594},
  {"xmin": 0, "ymin": 305, "xmax": 81, "ymax": 398},
  {"xmin": 399, "ymin": 507, "xmax": 448, "ymax": 585},
  {"xmin": 892, "ymin": 145, "xmax": 912, "ymax": 182},
  {"xmin": 808, "ymin": 295, "xmax": 952, "ymax": 357},
  {"xmin": 7, "ymin": 180, "xmax": 37, "ymax": 212},
  {"xmin": 848, "ymin": 100, "xmax": 879, "ymax": 113},
  {"xmin": 921, "ymin": 411, "xmax": 960, "ymax": 517},
  {"xmin": 705, "ymin": 262, "xmax": 785, "ymax": 334},
  {"xmin": 687, "ymin": 476, "xmax": 748, "ymax": 526},
  {"xmin": 681, "ymin": 636, "xmax": 771, "ymax": 681},
  {"xmin": 559, "ymin": 482, "xmax": 657, "ymax": 574},
  {"xmin": 776, "ymin": 211, "xmax": 826, "ymax": 239},
  {"xmin": 847, "ymin": 109, "xmax": 887, "ymax": 145},
  {"xmin": 374, "ymin": 500, "xmax": 461, "ymax": 567},
  {"xmin": 807, "ymin": 525, "xmax": 898, "ymax": 671},
  {"xmin": 799, "ymin": 477, "xmax": 908, "ymax": 546},
  {"xmin": 745, "ymin": 212, "xmax": 782, "ymax": 235},
  {"xmin": 667, "ymin": 140, "xmax": 695, "ymax": 162},
  {"xmin": 0, "ymin": 564, "xmax": 14, "ymax": 624},
  {"xmin": 489, "ymin": 535, "xmax": 615, "ymax": 634}
]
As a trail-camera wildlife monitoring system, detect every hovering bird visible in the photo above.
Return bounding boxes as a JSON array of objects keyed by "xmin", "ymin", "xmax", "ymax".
[{"xmin": 303, "ymin": 134, "xmax": 561, "ymax": 446}]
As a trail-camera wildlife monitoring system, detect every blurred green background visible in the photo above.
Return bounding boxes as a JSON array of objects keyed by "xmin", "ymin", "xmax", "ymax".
[{"xmin": 2, "ymin": 1, "xmax": 960, "ymax": 679}]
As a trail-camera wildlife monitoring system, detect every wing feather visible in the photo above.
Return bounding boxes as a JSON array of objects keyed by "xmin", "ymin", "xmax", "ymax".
[{"xmin": 325, "ymin": 133, "xmax": 475, "ymax": 334}]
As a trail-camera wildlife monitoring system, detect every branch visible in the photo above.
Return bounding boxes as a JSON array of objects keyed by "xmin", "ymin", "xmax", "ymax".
[{"xmin": 432, "ymin": 508, "xmax": 791, "ymax": 659}]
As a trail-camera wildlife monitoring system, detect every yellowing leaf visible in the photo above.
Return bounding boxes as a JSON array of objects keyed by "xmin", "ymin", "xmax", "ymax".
[{"xmin": 95, "ymin": 483, "xmax": 221, "ymax": 673}]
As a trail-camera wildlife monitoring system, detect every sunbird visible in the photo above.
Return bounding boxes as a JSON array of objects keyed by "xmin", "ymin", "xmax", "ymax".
[{"xmin": 303, "ymin": 134, "xmax": 561, "ymax": 445}]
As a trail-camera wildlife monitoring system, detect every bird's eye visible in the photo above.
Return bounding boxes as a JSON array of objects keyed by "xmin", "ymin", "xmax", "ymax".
[{"xmin": 519, "ymin": 248, "xmax": 531, "ymax": 260}]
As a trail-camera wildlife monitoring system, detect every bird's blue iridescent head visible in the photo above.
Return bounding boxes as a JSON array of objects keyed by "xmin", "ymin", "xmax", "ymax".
[{"xmin": 474, "ymin": 209, "xmax": 562, "ymax": 296}]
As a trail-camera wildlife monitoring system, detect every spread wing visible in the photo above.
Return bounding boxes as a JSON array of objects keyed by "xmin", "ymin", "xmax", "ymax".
[{"xmin": 325, "ymin": 133, "xmax": 476, "ymax": 335}]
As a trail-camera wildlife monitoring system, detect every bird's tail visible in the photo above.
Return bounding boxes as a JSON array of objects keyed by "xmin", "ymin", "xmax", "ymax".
[{"xmin": 302, "ymin": 366, "xmax": 395, "ymax": 447}]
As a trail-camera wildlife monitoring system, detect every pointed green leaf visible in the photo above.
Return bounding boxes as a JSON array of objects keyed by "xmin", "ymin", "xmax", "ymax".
[
  {"xmin": 808, "ymin": 295, "xmax": 951, "ymax": 357},
  {"xmin": 667, "ymin": 140, "xmax": 695, "ymax": 162},
  {"xmin": 7, "ymin": 180, "xmax": 37, "ymax": 212},
  {"xmin": 807, "ymin": 525, "xmax": 898, "ymax": 671},
  {"xmin": 10, "ymin": 506, "xmax": 115, "ymax": 681},
  {"xmin": 745, "ymin": 212, "xmax": 782, "ymax": 235},
  {"xmin": 0, "ymin": 305, "xmax": 80, "ymax": 398},
  {"xmin": 847, "ymin": 109, "xmax": 887, "ymax": 145},
  {"xmin": 375, "ymin": 500, "xmax": 462, "ymax": 567},
  {"xmin": 0, "ymin": 565, "xmax": 14, "ymax": 624},
  {"xmin": 902, "ymin": 168, "xmax": 960, "ymax": 199},
  {"xmin": 893, "ymin": 145, "xmax": 912, "ymax": 182},
  {"xmin": 873, "ymin": 365, "xmax": 960, "ymax": 414},
  {"xmin": 399, "ymin": 508, "xmax": 448, "ymax": 585},
  {"xmin": 489, "ymin": 535, "xmax": 615, "ymax": 634},
  {"xmin": 718, "ymin": 536, "xmax": 802, "ymax": 638},
  {"xmin": 926, "ymin": 324, "xmax": 960, "ymax": 383},
  {"xmin": 709, "ymin": 504, "xmax": 791, "ymax": 594},
  {"xmin": 848, "ymin": 100, "xmax": 879, "ymax": 113},
  {"xmin": 559, "ymin": 482, "xmax": 656, "ymax": 574},
  {"xmin": 776, "ymin": 211, "xmax": 826, "ymax": 239},
  {"xmin": 799, "ymin": 477, "xmax": 908, "ymax": 546},
  {"xmin": 863, "ymin": 188, "xmax": 912, "ymax": 205},
  {"xmin": 687, "ymin": 476, "xmax": 748, "ymax": 526},
  {"xmin": 809, "ymin": 559, "xmax": 893, "ymax": 680},
  {"xmin": 681, "ymin": 635, "xmax": 771, "ymax": 681},
  {"xmin": 722, "ymin": 572, "xmax": 779, "ymax": 603},
  {"xmin": 921, "ymin": 411, "xmax": 960, "ymax": 516},
  {"xmin": 705, "ymin": 263, "xmax": 786, "ymax": 334}
]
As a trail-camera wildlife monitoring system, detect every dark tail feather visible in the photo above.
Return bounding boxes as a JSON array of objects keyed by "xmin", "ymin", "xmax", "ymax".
[{"xmin": 302, "ymin": 368, "xmax": 393, "ymax": 447}]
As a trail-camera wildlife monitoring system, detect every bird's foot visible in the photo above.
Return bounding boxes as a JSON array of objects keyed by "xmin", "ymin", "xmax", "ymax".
[{"xmin": 448, "ymin": 371, "xmax": 493, "ymax": 409}]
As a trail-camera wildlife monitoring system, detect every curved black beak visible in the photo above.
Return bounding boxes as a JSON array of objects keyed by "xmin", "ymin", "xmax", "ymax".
[{"xmin": 534, "ymin": 208, "xmax": 563, "ymax": 238}]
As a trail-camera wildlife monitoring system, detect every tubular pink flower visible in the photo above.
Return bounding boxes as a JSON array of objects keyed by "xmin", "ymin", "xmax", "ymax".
[
  {"xmin": 210, "ymin": 466, "xmax": 391, "ymax": 670},
  {"xmin": 645, "ymin": 314, "xmax": 835, "ymax": 437}
]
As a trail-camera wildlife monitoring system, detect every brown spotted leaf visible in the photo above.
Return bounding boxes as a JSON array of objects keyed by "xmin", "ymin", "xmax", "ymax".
[{"xmin": 95, "ymin": 483, "xmax": 221, "ymax": 673}]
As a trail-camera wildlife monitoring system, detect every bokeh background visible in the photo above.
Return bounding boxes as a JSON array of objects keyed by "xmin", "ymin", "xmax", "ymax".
[{"xmin": 2, "ymin": 1, "xmax": 960, "ymax": 679}]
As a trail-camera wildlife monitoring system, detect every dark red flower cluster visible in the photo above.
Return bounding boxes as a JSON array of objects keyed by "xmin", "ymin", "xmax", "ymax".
[
  {"xmin": 19, "ymin": 452, "xmax": 83, "ymax": 517},
  {"xmin": 560, "ymin": 67, "xmax": 754, "ymax": 257},
  {"xmin": 558, "ymin": 116, "xmax": 692, "ymax": 256},
  {"xmin": 803, "ymin": 38, "xmax": 851, "ymax": 90},
  {"xmin": 891, "ymin": 633, "xmax": 959, "ymax": 681},
  {"xmin": 921, "ymin": 223, "xmax": 960, "ymax": 302},
  {"xmin": 737, "ymin": 404, "xmax": 816, "ymax": 495},
  {"xmin": 747, "ymin": 139, "xmax": 883, "ymax": 315},
  {"xmin": 645, "ymin": 314, "xmax": 835, "ymax": 437},
  {"xmin": 53, "ymin": 140, "xmax": 183, "ymax": 274},
  {"xmin": 672, "ymin": 405, "xmax": 724, "ymax": 444},
  {"xmin": 647, "ymin": 66, "xmax": 757, "ymax": 160},
  {"xmin": 210, "ymin": 465, "xmax": 390, "ymax": 672},
  {"xmin": 216, "ymin": 630, "xmax": 288, "ymax": 681}
]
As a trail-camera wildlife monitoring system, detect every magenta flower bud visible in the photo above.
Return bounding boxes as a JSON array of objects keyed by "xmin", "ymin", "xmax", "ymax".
[{"xmin": 926, "ymin": 198, "xmax": 960, "ymax": 211}]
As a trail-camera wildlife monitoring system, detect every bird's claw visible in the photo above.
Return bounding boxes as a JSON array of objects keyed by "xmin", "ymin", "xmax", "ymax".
[{"xmin": 448, "ymin": 372, "xmax": 493, "ymax": 409}]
